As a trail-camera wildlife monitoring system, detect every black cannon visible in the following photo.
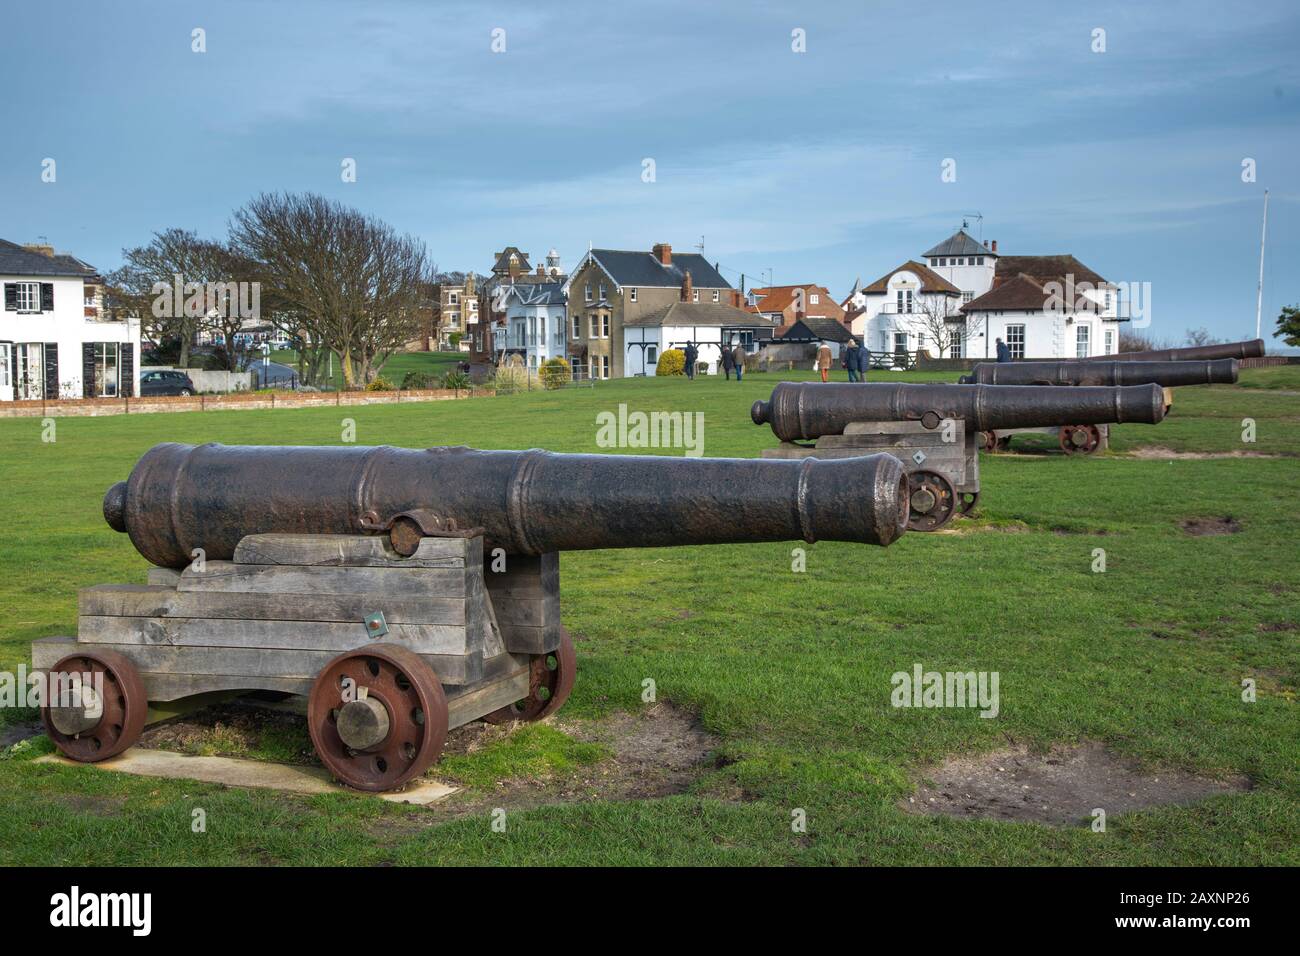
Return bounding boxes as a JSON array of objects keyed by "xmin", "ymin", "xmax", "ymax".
[
  {"xmin": 37, "ymin": 443, "xmax": 908, "ymax": 792},
  {"xmin": 1078, "ymin": 338, "xmax": 1264, "ymax": 363},
  {"xmin": 753, "ymin": 381, "xmax": 1168, "ymax": 531},
  {"xmin": 958, "ymin": 358, "xmax": 1239, "ymax": 388}
]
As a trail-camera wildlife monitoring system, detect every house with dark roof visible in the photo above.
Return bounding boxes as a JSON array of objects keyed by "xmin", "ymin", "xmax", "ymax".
[
  {"xmin": 1, "ymin": 239, "xmax": 141, "ymax": 400},
  {"xmin": 492, "ymin": 280, "xmax": 568, "ymax": 370},
  {"xmin": 470, "ymin": 246, "xmax": 567, "ymax": 362},
  {"xmin": 562, "ymin": 243, "xmax": 739, "ymax": 378},
  {"xmin": 843, "ymin": 257, "xmax": 966, "ymax": 363},
  {"xmin": 961, "ymin": 255, "xmax": 1121, "ymax": 359}
]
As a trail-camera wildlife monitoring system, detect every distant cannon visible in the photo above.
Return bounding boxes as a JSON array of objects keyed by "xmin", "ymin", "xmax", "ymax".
[
  {"xmin": 1078, "ymin": 338, "xmax": 1263, "ymax": 363},
  {"xmin": 958, "ymin": 358, "xmax": 1238, "ymax": 452},
  {"xmin": 37, "ymin": 443, "xmax": 908, "ymax": 792},
  {"xmin": 753, "ymin": 381, "xmax": 1168, "ymax": 531},
  {"xmin": 958, "ymin": 358, "xmax": 1238, "ymax": 388}
]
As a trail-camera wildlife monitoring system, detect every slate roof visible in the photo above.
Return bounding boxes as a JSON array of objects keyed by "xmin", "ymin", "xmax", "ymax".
[
  {"xmin": 624, "ymin": 302, "xmax": 774, "ymax": 328},
  {"xmin": 503, "ymin": 280, "xmax": 566, "ymax": 307},
  {"xmin": 775, "ymin": 315, "xmax": 852, "ymax": 343},
  {"xmin": 861, "ymin": 261, "xmax": 961, "ymax": 295},
  {"xmin": 491, "ymin": 246, "xmax": 531, "ymax": 274},
  {"xmin": 922, "ymin": 229, "xmax": 992, "ymax": 258},
  {"xmin": 586, "ymin": 249, "xmax": 730, "ymax": 289},
  {"xmin": 0, "ymin": 239, "xmax": 96, "ymax": 277}
]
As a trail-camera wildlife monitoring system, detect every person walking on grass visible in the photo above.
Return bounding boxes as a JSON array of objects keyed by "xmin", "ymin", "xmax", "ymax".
[
  {"xmin": 815, "ymin": 339, "xmax": 833, "ymax": 383},
  {"xmin": 845, "ymin": 338, "xmax": 861, "ymax": 382},
  {"xmin": 731, "ymin": 339, "xmax": 746, "ymax": 382},
  {"xmin": 683, "ymin": 341, "xmax": 698, "ymax": 380},
  {"xmin": 855, "ymin": 340, "xmax": 871, "ymax": 382},
  {"xmin": 721, "ymin": 341, "xmax": 735, "ymax": 380},
  {"xmin": 996, "ymin": 337, "xmax": 1011, "ymax": 363}
]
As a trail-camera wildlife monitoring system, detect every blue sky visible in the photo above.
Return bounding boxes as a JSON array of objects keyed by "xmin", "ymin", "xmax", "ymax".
[{"xmin": 2, "ymin": 0, "xmax": 1297, "ymax": 346}]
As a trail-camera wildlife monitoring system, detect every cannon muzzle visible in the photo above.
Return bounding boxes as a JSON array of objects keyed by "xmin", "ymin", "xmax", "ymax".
[
  {"xmin": 1078, "ymin": 338, "xmax": 1263, "ymax": 363},
  {"xmin": 959, "ymin": 358, "xmax": 1238, "ymax": 387},
  {"xmin": 751, "ymin": 382, "xmax": 1168, "ymax": 442},
  {"xmin": 105, "ymin": 443, "xmax": 910, "ymax": 567}
]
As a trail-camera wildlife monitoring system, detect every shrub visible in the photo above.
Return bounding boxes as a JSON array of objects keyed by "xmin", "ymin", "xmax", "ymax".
[
  {"xmin": 442, "ymin": 369, "xmax": 471, "ymax": 390},
  {"xmin": 656, "ymin": 348, "xmax": 686, "ymax": 376},
  {"xmin": 491, "ymin": 365, "xmax": 530, "ymax": 394},
  {"xmin": 448, "ymin": 332, "xmax": 463, "ymax": 349},
  {"xmin": 401, "ymin": 370, "xmax": 435, "ymax": 390},
  {"xmin": 539, "ymin": 357, "xmax": 571, "ymax": 390},
  {"xmin": 365, "ymin": 377, "xmax": 394, "ymax": 391}
]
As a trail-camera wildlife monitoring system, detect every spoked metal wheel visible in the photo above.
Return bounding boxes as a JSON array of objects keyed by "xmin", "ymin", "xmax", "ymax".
[
  {"xmin": 41, "ymin": 648, "xmax": 147, "ymax": 762},
  {"xmin": 308, "ymin": 643, "xmax": 448, "ymax": 792},
  {"xmin": 906, "ymin": 470, "xmax": 957, "ymax": 532},
  {"xmin": 1059, "ymin": 424, "xmax": 1102, "ymax": 455},
  {"xmin": 483, "ymin": 629, "xmax": 576, "ymax": 724}
]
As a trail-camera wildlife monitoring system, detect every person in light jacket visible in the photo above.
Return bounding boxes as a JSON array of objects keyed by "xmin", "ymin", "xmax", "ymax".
[
  {"xmin": 731, "ymin": 341, "xmax": 746, "ymax": 381},
  {"xmin": 815, "ymin": 340, "xmax": 833, "ymax": 383}
]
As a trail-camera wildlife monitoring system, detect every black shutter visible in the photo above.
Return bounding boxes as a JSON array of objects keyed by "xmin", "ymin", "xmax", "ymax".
[
  {"xmin": 43, "ymin": 343, "xmax": 58, "ymax": 399},
  {"xmin": 3, "ymin": 284, "xmax": 15, "ymax": 311},
  {"xmin": 83, "ymin": 343, "xmax": 96, "ymax": 398},
  {"xmin": 120, "ymin": 343, "xmax": 134, "ymax": 397},
  {"xmin": 40, "ymin": 283, "xmax": 54, "ymax": 312}
]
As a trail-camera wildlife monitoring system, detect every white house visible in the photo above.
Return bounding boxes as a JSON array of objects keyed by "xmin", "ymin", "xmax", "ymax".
[
  {"xmin": 493, "ymin": 280, "xmax": 567, "ymax": 369},
  {"xmin": 844, "ymin": 229, "xmax": 1122, "ymax": 361},
  {"xmin": 1, "ymin": 240, "xmax": 141, "ymax": 401},
  {"xmin": 623, "ymin": 301, "xmax": 776, "ymax": 375}
]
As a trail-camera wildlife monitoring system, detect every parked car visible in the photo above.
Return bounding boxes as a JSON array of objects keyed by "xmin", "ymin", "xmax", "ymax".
[{"xmin": 139, "ymin": 370, "xmax": 196, "ymax": 396}]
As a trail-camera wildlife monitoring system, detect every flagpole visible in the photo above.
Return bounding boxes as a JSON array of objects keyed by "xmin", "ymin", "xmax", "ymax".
[{"xmin": 1255, "ymin": 189, "xmax": 1269, "ymax": 340}]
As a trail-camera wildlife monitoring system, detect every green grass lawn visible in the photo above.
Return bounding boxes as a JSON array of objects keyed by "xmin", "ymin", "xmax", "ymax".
[
  {"xmin": 268, "ymin": 348, "xmax": 466, "ymax": 388},
  {"xmin": 0, "ymin": 366, "xmax": 1297, "ymax": 865}
]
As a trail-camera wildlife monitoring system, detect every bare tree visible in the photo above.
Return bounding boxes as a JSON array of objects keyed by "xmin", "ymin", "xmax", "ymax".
[
  {"xmin": 913, "ymin": 294, "xmax": 966, "ymax": 357},
  {"xmin": 229, "ymin": 192, "xmax": 433, "ymax": 387},
  {"xmin": 1185, "ymin": 327, "xmax": 1221, "ymax": 347}
]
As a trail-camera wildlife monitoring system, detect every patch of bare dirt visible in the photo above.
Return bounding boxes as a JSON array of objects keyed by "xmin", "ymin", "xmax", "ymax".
[
  {"xmin": 0, "ymin": 718, "xmax": 44, "ymax": 749},
  {"xmin": 138, "ymin": 702, "xmax": 314, "ymax": 762},
  {"xmin": 1129, "ymin": 446, "xmax": 1288, "ymax": 460},
  {"xmin": 1259, "ymin": 621, "xmax": 1297, "ymax": 633},
  {"xmin": 904, "ymin": 742, "xmax": 1250, "ymax": 827},
  {"xmin": 1180, "ymin": 516, "xmax": 1243, "ymax": 535}
]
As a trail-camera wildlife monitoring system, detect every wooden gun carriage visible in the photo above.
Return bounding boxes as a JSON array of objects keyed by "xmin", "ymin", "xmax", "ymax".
[{"xmin": 34, "ymin": 442, "xmax": 907, "ymax": 792}]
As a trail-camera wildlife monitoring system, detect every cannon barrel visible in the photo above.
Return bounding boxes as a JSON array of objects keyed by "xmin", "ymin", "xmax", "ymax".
[
  {"xmin": 104, "ymin": 443, "xmax": 910, "ymax": 567},
  {"xmin": 1079, "ymin": 338, "xmax": 1263, "ymax": 363},
  {"xmin": 751, "ymin": 382, "xmax": 1168, "ymax": 442},
  {"xmin": 959, "ymin": 358, "xmax": 1238, "ymax": 387}
]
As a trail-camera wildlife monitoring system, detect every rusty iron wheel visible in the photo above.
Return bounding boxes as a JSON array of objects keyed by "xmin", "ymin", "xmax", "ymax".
[
  {"xmin": 1059, "ymin": 424, "xmax": 1102, "ymax": 455},
  {"xmin": 483, "ymin": 629, "xmax": 577, "ymax": 724},
  {"xmin": 906, "ymin": 471, "xmax": 957, "ymax": 532},
  {"xmin": 958, "ymin": 491, "xmax": 980, "ymax": 516},
  {"xmin": 41, "ymin": 648, "xmax": 147, "ymax": 763},
  {"xmin": 308, "ymin": 643, "xmax": 448, "ymax": 792}
]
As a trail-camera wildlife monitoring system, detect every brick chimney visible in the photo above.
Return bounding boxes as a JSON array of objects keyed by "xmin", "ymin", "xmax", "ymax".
[
  {"xmin": 536, "ymin": 263, "xmax": 545, "ymax": 276},
  {"xmin": 991, "ymin": 240, "xmax": 998, "ymax": 254},
  {"xmin": 652, "ymin": 243, "xmax": 672, "ymax": 266},
  {"xmin": 681, "ymin": 270, "xmax": 693, "ymax": 302},
  {"xmin": 23, "ymin": 243, "xmax": 55, "ymax": 257}
]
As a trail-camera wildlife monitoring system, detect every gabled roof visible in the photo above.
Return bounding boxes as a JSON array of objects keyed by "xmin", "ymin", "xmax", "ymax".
[
  {"xmin": 503, "ymin": 280, "xmax": 566, "ymax": 307},
  {"xmin": 861, "ymin": 261, "xmax": 961, "ymax": 295},
  {"xmin": 993, "ymin": 255, "xmax": 1109, "ymax": 289},
  {"xmin": 775, "ymin": 315, "xmax": 852, "ymax": 343},
  {"xmin": 0, "ymin": 239, "xmax": 96, "ymax": 278},
  {"xmin": 624, "ymin": 301, "xmax": 774, "ymax": 328},
  {"xmin": 960, "ymin": 274, "xmax": 1048, "ymax": 312},
  {"xmin": 923, "ymin": 229, "xmax": 992, "ymax": 258},
  {"xmin": 491, "ymin": 246, "xmax": 531, "ymax": 274},
  {"xmin": 749, "ymin": 284, "xmax": 842, "ymax": 317},
  {"xmin": 580, "ymin": 249, "xmax": 730, "ymax": 290}
]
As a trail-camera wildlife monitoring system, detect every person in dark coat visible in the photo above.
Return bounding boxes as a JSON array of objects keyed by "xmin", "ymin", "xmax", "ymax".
[
  {"xmin": 855, "ymin": 341, "xmax": 871, "ymax": 381},
  {"xmin": 683, "ymin": 341, "xmax": 698, "ymax": 379},
  {"xmin": 721, "ymin": 342, "xmax": 735, "ymax": 379},
  {"xmin": 996, "ymin": 337, "xmax": 1011, "ymax": 363},
  {"xmin": 845, "ymin": 339, "xmax": 861, "ymax": 382}
]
